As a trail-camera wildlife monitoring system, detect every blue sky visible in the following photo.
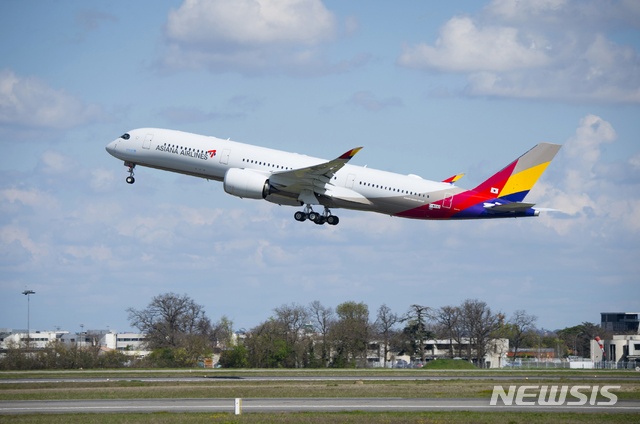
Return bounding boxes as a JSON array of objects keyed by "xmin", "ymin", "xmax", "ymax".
[{"xmin": 1, "ymin": 0, "xmax": 639, "ymax": 335}]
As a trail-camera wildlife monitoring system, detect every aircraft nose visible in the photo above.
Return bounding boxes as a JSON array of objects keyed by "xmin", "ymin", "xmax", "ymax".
[{"xmin": 105, "ymin": 140, "xmax": 116, "ymax": 156}]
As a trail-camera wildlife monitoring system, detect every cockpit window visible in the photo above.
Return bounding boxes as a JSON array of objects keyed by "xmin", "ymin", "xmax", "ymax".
[{"xmin": 121, "ymin": 133, "xmax": 130, "ymax": 140}]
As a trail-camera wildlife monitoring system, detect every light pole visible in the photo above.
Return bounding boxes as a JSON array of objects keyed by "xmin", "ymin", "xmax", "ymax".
[{"xmin": 22, "ymin": 290, "xmax": 35, "ymax": 350}]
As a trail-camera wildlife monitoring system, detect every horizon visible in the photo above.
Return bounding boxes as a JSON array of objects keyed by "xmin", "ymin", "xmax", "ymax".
[{"xmin": 1, "ymin": 0, "xmax": 639, "ymax": 334}]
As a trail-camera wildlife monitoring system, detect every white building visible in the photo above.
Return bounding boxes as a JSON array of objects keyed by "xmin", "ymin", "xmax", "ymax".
[
  {"xmin": 366, "ymin": 338, "xmax": 509, "ymax": 369},
  {"xmin": 591, "ymin": 335, "xmax": 640, "ymax": 362},
  {"xmin": 0, "ymin": 330, "xmax": 62, "ymax": 350},
  {"xmin": 0, "ymin": 328, "xmax": 149, "ymax": 357}
]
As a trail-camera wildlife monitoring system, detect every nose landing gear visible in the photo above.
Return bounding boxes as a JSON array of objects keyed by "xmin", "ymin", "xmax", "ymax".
[
  {"xmin": 125, "ymin": 162, "xmax": 135, "ymax": 184},
  {"xmin": 294, "ymin": 205, "xmax": 339, "ymax": 225}
]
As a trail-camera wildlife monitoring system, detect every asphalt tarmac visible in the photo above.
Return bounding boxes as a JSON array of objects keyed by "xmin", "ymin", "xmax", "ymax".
[{"xmin": 2, "ymin": 397, "xmax": 639, "ymax": 414}]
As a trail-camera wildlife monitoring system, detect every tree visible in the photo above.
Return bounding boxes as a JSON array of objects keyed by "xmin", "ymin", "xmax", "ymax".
[
  {"xmin": 557, "ymin": 322, "xmax": 609, "ymax": 358},
  {"xmin": 459, "ymin": 299, "xmax": 502, "ymax": 368},
  {"xmin": 401, "ymin": 304, "xmax": 430, "ymax": 362},
  {"xmin": 274, "ymin": 302, "xmax": 310, "ymax": 367},
  {"xmin": 330, "ymin": 301, "xmax": 370, "ymax": 367},
  {"xmin": 375, "ymin": 304, "xmax": 399, "ymax": 367},
  {"xmin": 431, "ymin": 305, "xmax": 463, "ymax": 359},
  {"xmin": 506, "ymin": 310, "xmax": 538, "ymax": 361},
  {"xmin": 308, "ymin": 301, "xmax": 334, "ymax": 367},
  {"xmin": 244, "ymin": 318, "xmax": 291, "ymax": 368},
  {"xmin": 208, "ymin": 316, "xmax": 234, "ymax": 348},
  {"xmin": 219, "ymin": 344, "xmax": 248, "ymax": 368},
  {"xmin": 127, "ymin": 293, "xmax": 212, "ymax": 365}
]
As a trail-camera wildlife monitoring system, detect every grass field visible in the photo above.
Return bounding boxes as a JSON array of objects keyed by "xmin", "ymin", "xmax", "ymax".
[
  {"xmin": 421, "ymin": 359, "xmax": 476, "ymax": 370},
  {"xmin": 0, "ymin": 411, "xmax": 639, "ymax": 424},
  {"xmin": 1, "ymin": 377, "xmax": 638, "ymax": 401},
  {"xmin": 1, "ymin": 369, "xmax": 638, "ymax": 422},
  {"xmin": 0, "ymin": 368, "xmax": 637, "ymax": 379}
]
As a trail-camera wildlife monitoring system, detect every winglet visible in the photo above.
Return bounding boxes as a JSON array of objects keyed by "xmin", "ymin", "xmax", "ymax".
[
  {"xmin": 338, "ymin": 147, "xmax": 363, "ymax": 160},
  {"xmin": 442, "ymin": 173, "xmax": 465, "ymax": 184}
]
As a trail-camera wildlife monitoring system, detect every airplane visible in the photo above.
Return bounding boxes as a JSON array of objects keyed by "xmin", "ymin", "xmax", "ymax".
[{"xmin": 106, "ymin": 128, "xmax": 561, "ymax": 226}]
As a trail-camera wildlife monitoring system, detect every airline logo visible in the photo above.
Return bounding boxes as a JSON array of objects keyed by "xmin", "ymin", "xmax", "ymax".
[{"xmin": 155, "ymin": 144, "xmax": 209, "ymax": 161}]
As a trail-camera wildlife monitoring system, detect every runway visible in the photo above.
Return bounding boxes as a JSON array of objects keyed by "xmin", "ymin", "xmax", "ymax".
[
  {"xmin": 3, "ymin": 375, "xmax": 639, "ymax": 384},
  {"xmin": 2, "ymin": 398, "xmax": 639, "ymax": 414}
]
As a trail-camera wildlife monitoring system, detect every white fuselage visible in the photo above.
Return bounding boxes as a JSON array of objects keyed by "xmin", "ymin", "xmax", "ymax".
[{"xmin": 106, "ymin": 128, "xmax": 462, "ymax": 218}]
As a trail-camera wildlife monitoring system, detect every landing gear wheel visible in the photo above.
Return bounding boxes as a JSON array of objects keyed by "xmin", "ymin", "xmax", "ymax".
[
  {"xmin": 294, "ymin": 211, "xmax": 307, "ymax": 222},
  {"xmin": 327, "ymin": 215, "xmax": 339, "ymax": 226},
  {"xmin": 308, "ymin": 212, "xmax": 319, "ymax": 222},
  {"xmin": 125, "ymin": 162, "xmax": 136, "ymax": 184},
  {"xmin": 314, "ymin": 215, "xmax": 326, "ymax": 225}
]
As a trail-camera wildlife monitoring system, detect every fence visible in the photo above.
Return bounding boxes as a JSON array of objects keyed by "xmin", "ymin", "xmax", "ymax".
[
  {"xmin": 502, "ymin": 359, "xmax": 639, "ymax": 370},
  {"xmin": 593, "ymin": 360, "xmax": 639, "ymax": 370}
]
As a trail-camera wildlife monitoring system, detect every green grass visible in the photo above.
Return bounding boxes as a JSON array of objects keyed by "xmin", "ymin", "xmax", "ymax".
[
  {"xmin": 421, "ymin": 359, "xmax": 477, "ymax": 370},
  {"xmin": 1, "ymin": 368, "xmax": 637, "ymax": 379},
  {"xmin": 1, "ymin": 378, "xmax": 638, "ymax": 401},
  {"xmin": 0, "ymin": 411, "xmax": 638, "ymax": 424}
]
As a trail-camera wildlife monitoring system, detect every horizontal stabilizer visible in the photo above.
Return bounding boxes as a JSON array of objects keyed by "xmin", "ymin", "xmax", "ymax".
[
  {"xmin": 484, "ymin": 202, "xmax": 535, "ymax": 213},
  {"xmin": 532, "ymin": 207, "xmax": 560, "ymax": 212}
]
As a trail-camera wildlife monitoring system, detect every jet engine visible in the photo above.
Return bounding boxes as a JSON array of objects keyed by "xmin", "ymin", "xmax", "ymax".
[{"xmin": 223, "ymin": 168, "xmax": 270, "ymax": 199}]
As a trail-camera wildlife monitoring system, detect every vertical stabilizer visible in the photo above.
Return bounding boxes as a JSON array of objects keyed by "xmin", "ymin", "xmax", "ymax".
[{"xmin": 473, "ymin": 143, "xmax": 561, "ymax": 202}]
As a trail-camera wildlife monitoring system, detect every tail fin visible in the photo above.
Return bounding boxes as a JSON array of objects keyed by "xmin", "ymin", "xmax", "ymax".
[{"xmin": 473, "ymin": 142, "xmax": 561, "ymax": 202}]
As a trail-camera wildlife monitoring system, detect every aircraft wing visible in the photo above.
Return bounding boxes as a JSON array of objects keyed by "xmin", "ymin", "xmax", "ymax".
[
  {"xmin": 269, "ymin": 147, "xmax": 364, "ymax": 205},
  {"xmin": 442, "ymin": 173, "xmax": 465, "ymax": 184}
]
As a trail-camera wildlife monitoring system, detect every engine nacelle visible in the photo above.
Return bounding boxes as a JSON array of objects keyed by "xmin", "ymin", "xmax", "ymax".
[{"xmin": 223, "ymin": 168, "xmax": 270, "ymax": 199}]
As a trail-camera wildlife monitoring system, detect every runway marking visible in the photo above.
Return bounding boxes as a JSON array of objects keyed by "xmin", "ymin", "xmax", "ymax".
[{"xmin": 3, "ymin": 405, "xmax": 640, "ymax": 412}]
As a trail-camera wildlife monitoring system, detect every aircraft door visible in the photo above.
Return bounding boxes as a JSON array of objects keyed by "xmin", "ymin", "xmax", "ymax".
[
  {"xmin": 443, "ymin": 192, "xmax": 453, "ymax": 209},
  {"xmin": 346, "ymin": 174, "xmax": 356, "ymax": 188},
  {"xmin": 143, "ymin": 134, "xmax": 153, "ymax": 149},
  {"xmin": 220, "ymin": 149, "xmax": 231, "ymax": 165}
]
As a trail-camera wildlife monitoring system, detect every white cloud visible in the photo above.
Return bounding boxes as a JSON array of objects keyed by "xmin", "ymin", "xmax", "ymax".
[
  {"xmin": 398, "ymin": 1, "xmax": 640, "ymax": 103},
  {"xmin": 562, "ymin": 114, "xmax": 616, "ymax": 171},
  {"xmin": 0, "ymin": 225, "xmax": 49, "ymax": 262},
  {"xmin": 158, "ymin": 0, "xmax": 365, "ymax": 75},
  {"xmin": 1, "ymin": 187, "xmax": 59, "ymax": 211},
  {"xmin": 38, "ymin": 150, "xmax": 81, "ymax": 175},
  {"xmin": 89, "ymin": 168, "xmax": 116, "ymax": 192},
  {"xmin": 486, "ymin": 0, "xmax": 569, "ymax": 21},
  {"xmin": 398, "ymin": 16, "xmax": 550, "ymax": 73},
  {"xmin": 64, "ymin": 245, "xmax": 112, "ymax": 262},
  {"xmin": 165, "ymin": 0, "xmax": 337, "ymax": 46},
  {"xmin": 0, "ymin": 68, "xmax": 110, "ymax": 129},
  {"xmin": 541, "ymin": 115, "xmax": 640, "ymax": 235}
]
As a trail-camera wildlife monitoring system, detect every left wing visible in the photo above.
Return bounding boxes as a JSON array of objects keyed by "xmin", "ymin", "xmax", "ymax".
[
  {"xmin": 442, "ymin": 173, "xmax": 465, "ymax": 184},
  {"xmin": 269, "ymin": 147, "xmax": 365, "ymax": 205}
]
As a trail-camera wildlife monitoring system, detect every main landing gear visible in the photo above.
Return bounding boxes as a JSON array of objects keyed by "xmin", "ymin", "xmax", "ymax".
[
  {"xmin": 294, "ymin": 205, "xmax": 339, "ymax": 226},
  {"xmin": 125, "ymin": 163, "xmax": 135, "ymax": 184}
]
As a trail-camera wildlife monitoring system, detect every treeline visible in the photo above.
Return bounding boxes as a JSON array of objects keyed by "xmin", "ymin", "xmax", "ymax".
[
  {"xmin": 0, "ymin": 339, "xmax": 128, "ymax": 370},
  {"xmin": 0, "ymin": 292, "xmax": 609, "ymax": 370}
]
